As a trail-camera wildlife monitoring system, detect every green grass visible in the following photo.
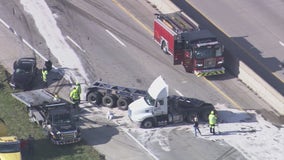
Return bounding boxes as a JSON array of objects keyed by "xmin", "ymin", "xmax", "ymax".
[{"xmin": 0, "ymin": 65, "xmax": 104, "ymax": 160}]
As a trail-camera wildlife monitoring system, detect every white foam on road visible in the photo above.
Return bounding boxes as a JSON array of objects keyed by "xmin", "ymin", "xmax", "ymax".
[
  {"xmin": 112, "ymin": 102, "xmax": 284, "ymax": 160},
  {"xmin": 20, "ymin": 0, "xmax": 89, "ymax": 84},
  {"xmin": 206, "ymin": 104, "xmax": 284, "ymax": 160}
]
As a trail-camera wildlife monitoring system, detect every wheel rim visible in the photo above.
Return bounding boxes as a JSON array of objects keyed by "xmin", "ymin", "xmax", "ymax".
[
  {"xmin": 90, "ymin": 95, "xmax": 97, "ymax": 102},
  {"xmin": 106, "ymin": 99, "xmax": 111, "ymax": 104},
  {"xmin": 144, "ymin": 121, "xmax": 153, "ymax": 128}
]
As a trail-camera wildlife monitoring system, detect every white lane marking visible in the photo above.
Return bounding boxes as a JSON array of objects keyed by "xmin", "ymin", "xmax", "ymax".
[
  {"xmin": 0, "ymin": 18, "xmax": 63, "ymax": 72},
  {"xmin": 114, "ymin": 121, "xmax": 159, "ymax": 160},
  {"xmin": 279, "ymin": 41, "xmax": 284, "ymax": 47},
  {"xmin": 0, "ymin": 18, "xmax": 10, "ymax": 28},
  {"xmin": 175, "ymin": 89, "xmax": 184, "ymax": 96},
  {"xmin": 66, "ymin": 36, "xmax": 86, "ymax": 52},
  {"xmin": 105, "ymin": 29, "xmax": 126, "ymax": 47}
]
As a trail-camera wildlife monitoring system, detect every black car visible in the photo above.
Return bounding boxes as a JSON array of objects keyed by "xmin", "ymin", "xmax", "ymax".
[{"xmin": 9, "ymin": 57, "xmax": 37, "ymax": 90}]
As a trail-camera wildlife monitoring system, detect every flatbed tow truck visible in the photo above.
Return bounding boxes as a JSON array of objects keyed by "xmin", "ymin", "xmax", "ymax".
[{"xmin": 12, "ymin": 89, "xmax": 81, "ymax": 145}]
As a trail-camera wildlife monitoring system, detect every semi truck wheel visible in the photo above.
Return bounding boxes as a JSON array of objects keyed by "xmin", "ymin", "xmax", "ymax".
[
  {"xmin": 117, "ymin": 97, "xmax": 131, "ymax": 110},
  {"xmin": 87, "ymin": 91, "xmax": 103, "ymax": 105},
  {"xmin": 102, "ymin": 94, "xmax": 117, "ymax": 108},
  {"xmin": 141, "ymin": 118, "xmax": 154, "ymax": 128}
]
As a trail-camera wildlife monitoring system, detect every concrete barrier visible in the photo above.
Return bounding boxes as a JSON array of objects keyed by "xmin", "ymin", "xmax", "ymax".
[
  {"xmin": 147, "ymin": 0, "xmax": 284, "ymax": 116},
  {"xmin": 239, "ymin": 61, "xmax": 284, "ymax": 115}
]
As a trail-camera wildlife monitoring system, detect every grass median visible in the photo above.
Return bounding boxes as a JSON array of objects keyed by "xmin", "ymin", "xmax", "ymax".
[{"xmin": 0, "ymin": 65, "xmax": 104, "ymax": 160}]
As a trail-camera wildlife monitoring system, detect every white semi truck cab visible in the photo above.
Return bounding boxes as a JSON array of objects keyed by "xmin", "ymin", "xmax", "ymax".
[{"xmin": 128, "ymin": 76, "xmax": 215, "ymax": 128}]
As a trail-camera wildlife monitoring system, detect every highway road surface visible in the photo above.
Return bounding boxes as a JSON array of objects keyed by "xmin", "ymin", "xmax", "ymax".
[{"xmin": 0, "ymin": 0, "xmax": 283, "ymax": 159}]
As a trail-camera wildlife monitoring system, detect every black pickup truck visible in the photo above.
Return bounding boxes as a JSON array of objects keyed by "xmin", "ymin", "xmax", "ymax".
[{"xmin": 9, "ymin": 57, "xmax": 37, "ymax": 90}]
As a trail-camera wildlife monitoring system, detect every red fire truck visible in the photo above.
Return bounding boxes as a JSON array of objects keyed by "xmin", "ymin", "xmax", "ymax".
[{"xmin": 154, "ymin": 12, "xmax": 225, "ymax": 77}]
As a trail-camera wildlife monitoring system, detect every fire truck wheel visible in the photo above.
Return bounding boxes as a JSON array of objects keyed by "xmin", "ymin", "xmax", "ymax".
[
  {"xmin": 102, "ymin": 94, "xmax": 118, "ymax": 108},
  {"xmin": 117, "ymin": 97, "xmax": 130, "ymax": 110},
  {"xmin": 141, "ymin": 118, "xmax": 154, "ymax": 128},
  {"xmin": 87, "ymin": 91, "xmax": 103, "ymax": 105},
  {"xmin": 161, "ymin": 41, "xmax": 168, "ymax": 54}
]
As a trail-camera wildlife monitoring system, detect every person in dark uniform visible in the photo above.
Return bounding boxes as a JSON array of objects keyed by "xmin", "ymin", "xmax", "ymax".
[{"xmin": 193, "ymin": 115, "xmax": 201, "ymax": 136}]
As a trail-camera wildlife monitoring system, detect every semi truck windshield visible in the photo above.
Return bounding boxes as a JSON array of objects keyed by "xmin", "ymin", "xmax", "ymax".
[
  {"xmin": 144, "ymin": 92, "xmax": 155, "ymax": 106},
  {"xmin": 194, "ymin": 45, "xmax": 222, "ymax": 59}
]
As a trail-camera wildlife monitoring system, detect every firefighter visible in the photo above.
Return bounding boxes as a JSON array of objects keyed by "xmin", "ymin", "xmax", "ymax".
[
  {"xmin": 69, "ymin": 87, "xmax": 80, "ymax": 109},
  {"xmin": 41, "ymin": 68, "xmax": 48, "ymax": 87},
  {"xmin": 208, "ymin": 110, "xmax": 217, "ymax": 135}
]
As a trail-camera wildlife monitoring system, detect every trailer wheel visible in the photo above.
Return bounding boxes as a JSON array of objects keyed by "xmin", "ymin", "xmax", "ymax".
[
  {"xmin": 117, "ymin": 97, "xmax": 131, "ymax": 110},
  {"xmin": 141, "ymin": 118, "xmax": 154, "ymax": 128},
  {"xmin": 161, "ymin": 41, "xmax": 168, "ymax": 54},
  {"xmin": 87, "ymin": 91, "xmax": 103, "ymax": 105},
  {"xmin": 102, "ymin": 94, "xmax": 117, "ymax": 108}
]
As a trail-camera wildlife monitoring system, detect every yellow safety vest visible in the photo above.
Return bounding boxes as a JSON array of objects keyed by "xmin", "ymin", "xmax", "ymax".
[
  {"xmin": 208, "ymin": 113, "xmax": 217, "ymax": 125},
  {"xmin": 70, "ymin": 89, "xmax": 80, "ymax": 100},
  {"xmin": 42, "ymin": 70, "xmax": 48, "ymax": 82}
]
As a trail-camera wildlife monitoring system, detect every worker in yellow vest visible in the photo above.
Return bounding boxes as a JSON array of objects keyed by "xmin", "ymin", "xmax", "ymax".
[
  {"xmin": 69, "ymin": 87, "xmax": 80, "ymax": 109},
  {"xmin": 41, "ymin": 68, "xmax": 48, "ymax": 87},
  {"xmin": 208, "ymin": 110, "xmax": 217, "ymax": 135}
]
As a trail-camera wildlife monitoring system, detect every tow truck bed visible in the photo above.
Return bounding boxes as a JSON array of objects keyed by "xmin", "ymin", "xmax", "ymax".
[{"xmin": 11, "ymin": 89, "xmax": 56, "ymax": 107}]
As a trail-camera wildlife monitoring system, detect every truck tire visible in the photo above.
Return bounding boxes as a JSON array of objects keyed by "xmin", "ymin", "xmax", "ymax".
[
  {"xmin": 102, "ymin": 94, "xmax": 117, "ymax": 108},
  {"xmin": 161, "ymin": 41, "xmax": 168, "ymax": 54},
  {"xmin": 87, "ymin": 91, "xmax": 103, "ymax": 105},
  {"xmin": 141, "ymin": 118, "xmax": 154, "ymax": 128},
  {"xmin": 117, "ymin": 97, "xmax": 131, "ymax": 110}
]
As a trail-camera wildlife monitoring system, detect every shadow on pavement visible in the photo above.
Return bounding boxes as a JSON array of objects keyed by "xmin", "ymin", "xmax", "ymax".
[{"xmin": 81, "ymin": 125, "xmax": 119, "ymax": 146}]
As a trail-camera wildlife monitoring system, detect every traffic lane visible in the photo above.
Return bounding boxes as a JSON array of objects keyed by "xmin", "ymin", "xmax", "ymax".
[
  {"xmin": 107, "ymin": 0, "xmax": 282, "ymax": 124},
  {"xmin": 176, "ymin": 0, "xmax": 284, "ymax": 93},
  {"xmin": 62, "ymin": 0, "xmax": 236, "ymax": 107},
  {"xmin": 61, "ymin": 0, "xmax": 157, "ymax": 89},
  {"xmin": 115, "ymin": 0, "xmax": 157, "ymax": 31},
  {"xmin": 65, "ymin": 0, "xmax": 280, "ymax": 124},
  {"xmin": 171, "ymin": 0, "xmax": 284, "ymax": 123},
  {"xmin": 59, "ymin": 1, "xmax": 249, "ymax": 159},
  {"xmin": 183, "ymin": 0, "xmax": 284, "ymax": 81},
  {"xmin": 80, "ymin": 110, "xmax": 155, "ymax": 160},
  {"xmin": 0, "ymin": 20, "xmax": 48, "ymax": 77},
  {"xmin": 0, "ymin": 0, "xmax": 53, "ymax": 62},
  {"xmin": 51, "ymin": 1, "xmax": 248, "ymax": 159},
  {"xmin": 129, "ymin": 126, "xmax": 246, "ymax": 160}
]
